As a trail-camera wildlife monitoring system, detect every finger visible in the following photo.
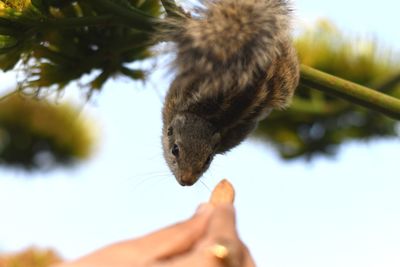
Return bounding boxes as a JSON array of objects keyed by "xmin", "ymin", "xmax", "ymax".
[
  {"xmin": 134, "ymin": 203, "xmax": 214, "ymax": 261},
  {"xmin": 207, "ymin": 204, "xmax": 237, "ymax": 239},
  {"xmin": 202, "ymin": 204, "xmax": 245, "ymax": 266}
]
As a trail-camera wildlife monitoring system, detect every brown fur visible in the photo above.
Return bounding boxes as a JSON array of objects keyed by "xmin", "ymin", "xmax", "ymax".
[{"xmin": 160, "ymin": 0, "xmax": 300, "ymax": 186}]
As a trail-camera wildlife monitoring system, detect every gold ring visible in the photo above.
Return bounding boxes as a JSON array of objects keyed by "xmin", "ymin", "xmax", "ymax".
[
  {"xmin": 208, "ymin": 240, "xmax": 242, "ymax": 267},
  {"xmin": 209, "ymin": 243, "xmax": 230, "ymax": 260}
]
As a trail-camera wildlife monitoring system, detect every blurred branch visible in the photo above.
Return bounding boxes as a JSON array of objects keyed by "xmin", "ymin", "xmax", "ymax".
[{"xmin": 300, "ymin": 65, "xmax": 400, "ymax": 120}]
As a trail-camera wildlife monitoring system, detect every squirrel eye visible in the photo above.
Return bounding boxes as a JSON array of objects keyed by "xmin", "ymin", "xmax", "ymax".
[
  {"xmin": 171, "ymin": 144, "xmax": 179, "ymax": 157},
  {"xmin": 167, "ymin": 127, "xmax": 173, "ymax": 136}
]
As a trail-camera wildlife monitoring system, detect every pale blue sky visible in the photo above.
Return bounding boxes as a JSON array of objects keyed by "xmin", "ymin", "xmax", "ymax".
[{"xmin": 0, "ymin": 1, "xmax": 400, "ymax": 267}]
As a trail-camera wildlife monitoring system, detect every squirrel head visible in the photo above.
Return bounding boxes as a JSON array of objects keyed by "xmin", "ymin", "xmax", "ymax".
[{"xmin": 162, "ymin": 113, "xmax": 220, "ymax": 186}]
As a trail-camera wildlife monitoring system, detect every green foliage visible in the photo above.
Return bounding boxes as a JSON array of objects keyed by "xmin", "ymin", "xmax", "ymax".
[
  {"xmin": 0, "ymin": 0, "xmax": 161, "ymax": 95},
  {"xmin": 0, "ymin": 93, "xmax": 96, "ymax": 170},
  {"xmin": 255, "ymin": 20, "xmax": 400, "ymax": 160}
]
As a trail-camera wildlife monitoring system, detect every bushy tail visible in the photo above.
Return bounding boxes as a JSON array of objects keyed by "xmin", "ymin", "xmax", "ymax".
[{"xmin": 167, "ymin": 0, "xmax": 293, "ymax": 70}]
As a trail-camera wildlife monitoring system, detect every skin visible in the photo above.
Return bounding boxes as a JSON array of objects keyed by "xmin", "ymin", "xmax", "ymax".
[{"xmin": 53, "ymin": 204, "xmax": 255, "ymax": 267}]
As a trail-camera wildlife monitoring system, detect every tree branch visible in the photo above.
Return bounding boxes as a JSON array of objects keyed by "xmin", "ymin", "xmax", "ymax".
[{"xmin": 300, "ymin": 65, "xmax": 400, "ymax": 120}]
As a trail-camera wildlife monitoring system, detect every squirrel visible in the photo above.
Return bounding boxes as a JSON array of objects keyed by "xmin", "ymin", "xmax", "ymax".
[{"xmin": 160, "ymin": 0, "xmax": 300, "ymax": 186}]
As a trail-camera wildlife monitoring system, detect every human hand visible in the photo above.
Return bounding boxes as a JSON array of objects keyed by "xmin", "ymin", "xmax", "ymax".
[
  {"xmin": 154, "ymin": 204, "xmax": 256, "ymax": 267},
  {"xmin": 54, "ymin": 204, "xmax": 255, "ymax": 267}
]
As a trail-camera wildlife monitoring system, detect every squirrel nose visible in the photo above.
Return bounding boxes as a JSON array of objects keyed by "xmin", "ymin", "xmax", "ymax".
[{"xmin": 178, "ymin": 173, "xmax": 196, "ymax": 186}]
